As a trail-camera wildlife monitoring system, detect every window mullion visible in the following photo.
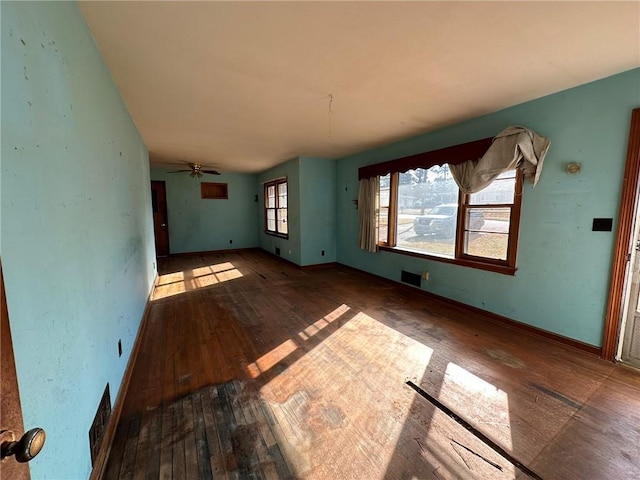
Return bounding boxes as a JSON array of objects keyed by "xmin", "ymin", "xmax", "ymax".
[
  {"xmin": 506, "ymin": 170, "xmax": 524, "ymax": 266},
  {"xmin": 388, "ymin": 172, "xmax": 399, "ymax": 246},
  {"xmin": 455, "ymin": 189, "xmax": 467, "ymax": 258}
]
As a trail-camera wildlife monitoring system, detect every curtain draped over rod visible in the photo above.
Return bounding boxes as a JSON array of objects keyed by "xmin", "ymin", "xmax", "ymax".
[
  {"xmin": 449, "ymin": 126, "xmax": 551, "ymax": 194},
  {"xmin": 358, "ymin": 176, "xmax": 379, "ymax": 253}
]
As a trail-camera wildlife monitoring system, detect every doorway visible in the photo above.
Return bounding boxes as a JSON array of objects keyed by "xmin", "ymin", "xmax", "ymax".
[
  {"xmin": 603, "ymin": 108, "xmax": 640, "ymax": 361},
  {"xmin": 620, "ymin": 211, "xmax": 640, "ymax": 367},
  {"xmin": 151, "ymin": 181, "xmax": 170, "ymax": 257}
]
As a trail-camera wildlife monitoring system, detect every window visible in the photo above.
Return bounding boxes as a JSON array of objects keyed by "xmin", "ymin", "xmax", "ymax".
[
  {"xmin": 379, "ymin": 165, "xmax": 522, "ymax": 274},
  {"xmin": 264, "ymin": 178, "xmax": 288, "ymax": 237},
  {"xmin": 461, "ymin": 170, "xmax": 519, "ymax": 262}
]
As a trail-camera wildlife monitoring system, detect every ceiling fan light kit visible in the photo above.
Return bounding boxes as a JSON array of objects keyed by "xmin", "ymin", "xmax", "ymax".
[{"xmin": 167, "ymin": 163, "xmax": 221, "ymax": 177}]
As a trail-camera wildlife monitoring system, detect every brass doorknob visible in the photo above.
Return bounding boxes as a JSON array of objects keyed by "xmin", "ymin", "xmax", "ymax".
[{"xmin": 1, "ymin": 428, "xmax": 46, "ymax": 463}]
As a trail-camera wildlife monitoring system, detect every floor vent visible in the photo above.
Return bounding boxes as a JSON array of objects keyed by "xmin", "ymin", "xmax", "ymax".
[
  {"xmin": 401, "ymin": 270, "xmax": 421, "ymax": 287},
  {"xmin": 89, "ymin": 383, "xmax": 112, "ymax": 466}
]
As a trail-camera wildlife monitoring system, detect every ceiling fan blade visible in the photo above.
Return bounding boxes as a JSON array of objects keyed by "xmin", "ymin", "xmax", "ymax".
[
  {"xmin": 166, "ymin": 169, "xmax": 192, "ymax": 173},
  {"xmin": 201, "ymin": 170, "xmax": 221, "ymax": 175}
]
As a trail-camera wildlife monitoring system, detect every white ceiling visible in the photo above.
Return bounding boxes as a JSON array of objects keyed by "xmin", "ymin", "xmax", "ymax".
[{"xmin": 78, "ymin": 1, "xmax": 640, "ymax": 173}]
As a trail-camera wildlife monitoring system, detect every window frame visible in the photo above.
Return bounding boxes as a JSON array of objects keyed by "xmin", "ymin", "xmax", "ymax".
[
  {"xmin": 378, "ymin": 168, "xmax": 523, "ymax": 275},
  {"xmin": 264, "ymin": 177, "xmax": 289, "ymax": 238}
]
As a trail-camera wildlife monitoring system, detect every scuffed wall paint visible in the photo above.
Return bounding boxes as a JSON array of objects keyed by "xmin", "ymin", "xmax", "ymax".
[{"xmin": 1, "ymin": 2, "xmax": 155, "ymax": 478}]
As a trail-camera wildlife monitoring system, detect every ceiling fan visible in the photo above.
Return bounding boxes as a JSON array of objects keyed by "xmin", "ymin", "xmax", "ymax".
[{"xmin": 167, "ymin": 163, "xmax": 220, "ymax": 178}]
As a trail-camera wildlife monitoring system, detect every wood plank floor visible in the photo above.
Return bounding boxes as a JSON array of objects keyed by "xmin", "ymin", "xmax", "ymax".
[{"xmin": 103, "ymin": 250, "xmax": 640, "ymax": 479}]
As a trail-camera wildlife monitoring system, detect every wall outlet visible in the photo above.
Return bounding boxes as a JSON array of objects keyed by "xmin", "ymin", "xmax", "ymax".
[
  {"xmin": 321, "ymin": 250, "xmax": 325, "ymax": 256},
  {"xmin": 421, "ymin": 271, "xmax": 429, "ymax": 281},
  {"xmin": 229, "ymin": 239, "xmax": 233, "ymax": 244}
]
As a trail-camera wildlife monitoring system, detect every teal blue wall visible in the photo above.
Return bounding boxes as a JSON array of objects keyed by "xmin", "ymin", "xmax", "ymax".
[
  {"xmin": 1, "ymin": 3, "xmax": 156, "ymax": 478},
  {"xmin": 258, "ymin": 158, "xmax": 302, "ymax": 265},
  {"xmin": 150, "ymin": 168, "xmax": 259, "ymax": 253},
  {"xmin": 258, "ymin": 157, "xmax": 337, "ymax": 266},
  {"xmin": 336, "ymin": 69, "xmax": 640, "ymax": 347},
  {"xmin": 299, "ymin": 157, "xmax": 337, "ymax": 266}
]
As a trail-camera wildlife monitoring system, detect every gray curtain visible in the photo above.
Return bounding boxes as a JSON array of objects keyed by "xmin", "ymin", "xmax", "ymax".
[
  {"xmin": 358, "ymin": 176, "xmax": 379, "ymax": 252},
  {"xmin": 450, "ymin": 126, "xmax": 550, "ymax": 194}
]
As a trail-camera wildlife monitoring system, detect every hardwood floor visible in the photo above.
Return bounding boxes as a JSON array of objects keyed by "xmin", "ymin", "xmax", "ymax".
[{"xmin": 103, "ymin": 250, "xmax": 640, "ymax": 479}]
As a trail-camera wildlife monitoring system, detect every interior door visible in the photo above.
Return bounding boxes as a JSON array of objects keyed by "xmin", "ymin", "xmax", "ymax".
[
  {"xmin": 1, "ymin": 261, "xmax": 30, "ymax": 480},
  {"xmin": 151, "ymin": 181, "xmax": 170, "ymax": 256},
  {"xmin": 621, "ymin": 214, "xmax": 640, "ymax": 368}
]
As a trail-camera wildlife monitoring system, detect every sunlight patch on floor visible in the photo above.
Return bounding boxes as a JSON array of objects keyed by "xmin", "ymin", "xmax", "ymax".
[
  {"xmin": 157, "ymin": 271, "xmax": 184, "ymax": 286},
  {"xmin": 418, "ymin": 362, "xmax": 515, "ymax": 478},
  {"xmin": 299, "ymin": 304, "xmax": 351, "ymax": 340},
  {"xmin": 442, "ymin": 362, "xmax": 512, "ymax": 449},
  {"xmin": 247, "ymin": 339, "xmax": 298, "ymax": 378},
  {"xmin": 254, "ymin": 309, "xmax": 433, "ymax": 479},
  {"xmin": 152, "ymin": 262, "xmax": 243, "ymax": 300},
  {"xmin": 247, "ymin": 305, "xmax": 352, "ymax": 379}
]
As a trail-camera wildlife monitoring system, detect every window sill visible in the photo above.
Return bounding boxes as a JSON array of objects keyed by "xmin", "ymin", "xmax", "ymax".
[
  {"xmin": 378, "ymin": 245, "xmax": 517, "ymax": 276},
  {"xmin": 265, "ymin": 231, "xmax": 289, "ymax": 240}
]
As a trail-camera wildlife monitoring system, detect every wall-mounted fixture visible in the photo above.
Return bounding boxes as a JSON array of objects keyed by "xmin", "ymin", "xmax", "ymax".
[
  {"xmin": 201, "ymin": 182, "xmax": 228, "ymax": 199},
  {"xmin": 566, "ymin": 162, "xmax": 582, "ymax": 174}
]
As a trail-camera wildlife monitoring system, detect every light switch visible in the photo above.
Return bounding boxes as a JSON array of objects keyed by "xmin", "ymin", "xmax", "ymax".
[{"xmin": 592, "ymin": 218, "xmax": 613, "ymax": 232}]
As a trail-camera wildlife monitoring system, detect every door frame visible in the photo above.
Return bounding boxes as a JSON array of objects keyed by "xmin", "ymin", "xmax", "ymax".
[
  {"xmin": 1, "ymin": 260, "xmax": 30, "ymax": 480},
  {"xmin": 603, "ymin": 108, "xmax": 640, "ymax": 361},
  {"xmin": 151, "ymin": 180, "xmax": 170, "ymax": 257},
  {"xmin": 618, "ymin": 210, "xmax": 640, "ymax": 362}
]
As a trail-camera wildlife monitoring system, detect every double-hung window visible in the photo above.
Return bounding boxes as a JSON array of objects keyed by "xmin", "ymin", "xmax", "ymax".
[
  {"xmin": 378, "ymin": 165, "xmax": 522, "ymax": 275},
  {"xmin": 264, "ymin": 178, "xmax": 288, "ymax": 237}
]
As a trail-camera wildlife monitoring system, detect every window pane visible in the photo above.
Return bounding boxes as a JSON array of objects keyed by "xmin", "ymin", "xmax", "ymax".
[
  {"xmin": 379, "ymin": 174, "xmax": 390, "ymax": 208},
  {"xmin": 266, "ymin": 209, "xmax": 276, "ymax": 231},
  {"xmin": 377, "ymin": 174, "xmax": 390, "ymax": 244},
  {"xmin": 469, "ymin": 171, "xmax": 516, "ymax": 205},
  {"xmin": 378, "ymin": 207, "xmax": 388, "ymax": 244},
  {"xmin": 278, "ymin": 182, "xmax": 287, "ymax": 207},
  {"xmin": 465, "ymin": 232, "xmax": 509, "ymax": 260},
  {"xmin": 396, "ymin": 165, "xmax": 458, "ymax": 257},
  {"xmin": 466, "ymin": 207, "xmax": 511, "ymax": 233},
  {"xmin": 277, "ymin": 208, "xmax": 288, "ymax": 234},
  {"xmin": 267, "ymin": 185, "xmax": 276, "ymax": 208},
  {"xmin": 464, "ymin": 207, "xmax": 511, "ymax": 260}
]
